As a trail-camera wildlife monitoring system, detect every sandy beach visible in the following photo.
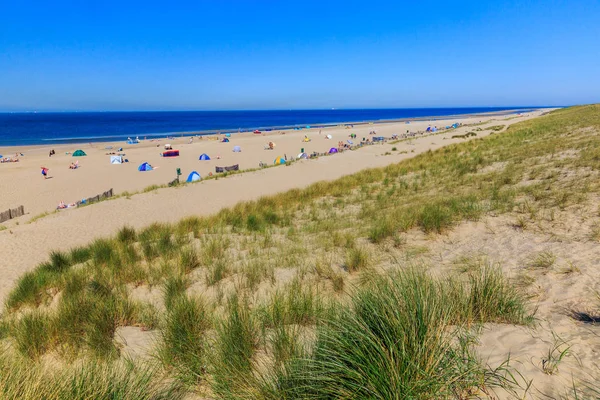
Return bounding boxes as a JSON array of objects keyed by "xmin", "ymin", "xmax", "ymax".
[
  {"xmin": 0, "ymin": 111, "xmax": 547, "ymax": 297},
  {"xmin": 0, "ymin": 111, "xmax": 542, "ymax": 218},
  {"xmin": 7, "ymin": 107, "xmax": 597, "ymax": 399}
]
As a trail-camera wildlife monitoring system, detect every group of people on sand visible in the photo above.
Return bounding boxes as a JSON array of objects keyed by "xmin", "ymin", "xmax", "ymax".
[{"xmin": 57, "ymin": 200, "xmax": 77, "ymax": 210}]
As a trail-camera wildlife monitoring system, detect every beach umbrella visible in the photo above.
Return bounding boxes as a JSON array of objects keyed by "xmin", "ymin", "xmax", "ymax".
[
  {"xmin": 225, "ymin": 133, "xmax": 231, "ymax": 137},
  {"xmin": 329, "ymin": 148, "xmax": 338, "ymax": 154},
  {"xmin": 326, "ymin": 134, "xmax": 332, "ymax": 139},
  {"xmin": 274, "ymin": 157, "xmax": 286, "ymax": 165},
  {"xmin": 233, "ymin": 146, "xmax": 241, "ymax": 152},
  {"xmin": 297, "ymin": 153, "xmax": 308, "ymax": 159}
]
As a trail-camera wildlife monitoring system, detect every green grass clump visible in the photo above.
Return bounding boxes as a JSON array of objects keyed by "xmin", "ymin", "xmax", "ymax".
[
  {"xmin": 0, "ymin": 356, "xmax": 185, "ymax": 399},
  {"xmin": 210, "ymin": 295, "xmax": 258, "ymax": 397},
  {"xmin": 117, "ymin": 225, "xmax": 137, "ymax": 244},
  {"xmin": 48, "ymin": 251, "xmax": 72, "ymax": 273},
  {"xmin": 159, "ymin": 295, "xmax": 210, "ymax": 385},
  {"xmin": 69, "ymin": 246, "xmax": 91, "ymax": 264},
  {"xmin": 162, "ymin": 275, "xmax": 188, "ymax": 310},
  {"xmin": 462, "ymin": 265, "xmax": 532, "ymax": 325},
  {"xmin": 269, "ymin": 269, "xmax": 487, "ymax": 398},
  {"xmin": 178, "ymin": 247, "xmax": 200, "ymax": 274},
  {"xmin": 258, "ymin": 279, "xmax": 325, "ymax": 328},
  {"xmin": 5, "ymin": 270, "xmax": 53, "ymax": 310},
  {"xmin": 368, "ymin": 218, "xmax": 396, "ymax": 243},
  {"xmin": 206, "ymin": 259, "xmax": 229, "ymax": 286},
  {"xmin": 9, "ymin": 311, "xmax": 53, "ymax": 359},
  {"xmin": 344, "ymin": 246, "xmax": 371, "ymax": 272},
  {"xmin": 90, "ymin": 238, "xmax": 118, "ymax": 266}
]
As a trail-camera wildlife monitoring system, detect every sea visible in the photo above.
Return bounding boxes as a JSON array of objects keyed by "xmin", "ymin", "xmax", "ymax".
[{"xmin": 0, "ymin": 107, "xmax": 539, "ymax": 147}]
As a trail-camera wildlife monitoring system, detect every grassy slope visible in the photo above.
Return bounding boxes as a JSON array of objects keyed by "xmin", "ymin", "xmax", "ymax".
[{"xmin": 2, "ymin": 105, "xmax": 600, "ymax": 399}]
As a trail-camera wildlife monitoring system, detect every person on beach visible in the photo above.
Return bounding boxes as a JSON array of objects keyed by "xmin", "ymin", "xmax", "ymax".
[{"xmin": 41, "ymin": 167, "xmax": 49, "ymax": 179}]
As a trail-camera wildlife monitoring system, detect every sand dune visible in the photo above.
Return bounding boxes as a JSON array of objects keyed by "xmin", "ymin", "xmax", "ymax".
[{"xmin": 0, "ymin": 111, "xmax": 546, "ymax": 304}]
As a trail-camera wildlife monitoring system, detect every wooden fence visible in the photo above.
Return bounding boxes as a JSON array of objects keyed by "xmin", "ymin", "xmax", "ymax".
[
  {"xmin": 0, "ymin": 205, "xmax": 25, "ymax": 223},
  {"xmin": 76, "ymin": 188, "xmax": 114, "ymax": 207}
]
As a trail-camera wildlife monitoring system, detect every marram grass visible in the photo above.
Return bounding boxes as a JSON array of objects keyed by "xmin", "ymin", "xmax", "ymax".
[{"xmin": 3, "ymin": 105, "xmax": 600, "ymax": 398}]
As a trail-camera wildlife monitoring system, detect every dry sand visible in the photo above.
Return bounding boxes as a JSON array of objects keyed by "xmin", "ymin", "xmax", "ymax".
[
  {"xmin": 5, "ymin": 109, "xmax": 589, "ymax": 399},
  {"xmin": 0, "ymin": 112, "xmax": 539, "ymax": 217},
  {"xmin": 0, "ymin": 111, "xmax": 546, "ymax": 300}
]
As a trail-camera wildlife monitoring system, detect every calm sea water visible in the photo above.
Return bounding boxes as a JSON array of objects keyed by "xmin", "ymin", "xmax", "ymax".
[{"xmin": 0, "ymin": 108, "xmax": 537, "ymax": 147}]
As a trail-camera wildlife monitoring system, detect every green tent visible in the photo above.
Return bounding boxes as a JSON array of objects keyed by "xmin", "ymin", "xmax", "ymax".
[{"xmin": 72, "ymin": 150, "xmax": 87, "ymax": 157}]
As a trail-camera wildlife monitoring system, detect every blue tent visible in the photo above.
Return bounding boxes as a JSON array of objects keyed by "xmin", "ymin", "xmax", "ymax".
[
  {"xmin": 233, "ymin": 146, "xmax": 241, "ymax": 152},
  {"xmin": 222, "ymin": 138, "xmax": 230, "ymax": 143},
  {"xmin": 187, "ymin": 171, "xmax": 201, "ymax": 182},
  {"xmin": 225, "ymin": 133, "xmax": 231, "ymax": 137},
  {"xmin": 138, "ymin": 162, "xmax": 153, "ymax": 171},
  {"xmin": 199, "ymin": 153, "xmax": 211, "ymax": 160}
]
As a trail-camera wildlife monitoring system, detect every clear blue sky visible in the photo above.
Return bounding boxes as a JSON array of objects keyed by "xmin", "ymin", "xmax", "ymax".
[{"xmin": 1, "ymin": 0, "xmax": 599, "ymax": 111}]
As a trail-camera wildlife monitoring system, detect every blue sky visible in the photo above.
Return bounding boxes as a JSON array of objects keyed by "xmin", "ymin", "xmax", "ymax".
[{"xmin": 1, "ymin": 0, "xmax": 599, "ymax": 111}]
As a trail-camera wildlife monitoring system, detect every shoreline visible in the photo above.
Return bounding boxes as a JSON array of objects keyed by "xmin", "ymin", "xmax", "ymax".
[
  {"xmin": 0, "ymin": 109, "xmax": 553, "ymax": 220},
  {"xmin": 0, "ymin": 107, "xmax": 548, "ymax": 149}
]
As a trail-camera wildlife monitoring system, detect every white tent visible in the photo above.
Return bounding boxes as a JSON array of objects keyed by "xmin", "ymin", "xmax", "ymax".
[
  {"xmin": 326, "ymin": 134, "xmax": 333, "ymax": 139},
  {"xmin": 233, "ymin": 145, "xmax": 242, "ymax": 152},
  {"xmin": 110, "ymin": 155, "xmax": 123, "ymax": 164}
]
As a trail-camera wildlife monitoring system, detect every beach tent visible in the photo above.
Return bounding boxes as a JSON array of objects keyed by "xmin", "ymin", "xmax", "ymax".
[
  {"xmin": 274, "ymin": 157, "xmax": 286, "ymax": 165},
  {"xmin": 297, "ymin": 153, "xmax": 308, "ymax": 159},
  {"xmin": 199, "ymin": 153, "xmax": 211, "ymax": 160},
  {"xmin": 233, "ymin": 146, "xmax": 242, "ymax": 152},
  {"xmin": 326, "ymin": 134, "xmax": 333, "ymax": 139},
  {"xmin": 329, "ymin": 148, "xmax": 338, "ymax": 154},
  {"xmin": 110, "ymin": 155, "xmax": 123, "ymax": 164},
  {"xmin": 72, "ymin": 150, "xmax": 86, "ymax": 157},
  {"xmin": 225, "ymin": 133, "xmax": 231, "ymax": 137},
  {"xmin": 222, "ymin": 138, "xmax": 230, "ymax": 143},
  {"xmin": 138, "ymin": 162, "xmax": 153, "ymax": 171},
  {"xmin": 186, "ymin": 171, "xmax": 201, "ymax": 182}
]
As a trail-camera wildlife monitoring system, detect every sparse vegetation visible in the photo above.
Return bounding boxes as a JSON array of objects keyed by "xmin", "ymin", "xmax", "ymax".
[
  {"xmin": 4, "ymin": 105, "xmax": 600, "ymax": 397},
  {"xmin": 541, "ymin": 333, "xmax": 571, "ymax": 375}
]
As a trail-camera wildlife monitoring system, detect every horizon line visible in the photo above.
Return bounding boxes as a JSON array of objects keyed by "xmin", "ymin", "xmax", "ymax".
[{"xmin": 0, "ymin": 105, "xmax": 560, "ymax": 114}]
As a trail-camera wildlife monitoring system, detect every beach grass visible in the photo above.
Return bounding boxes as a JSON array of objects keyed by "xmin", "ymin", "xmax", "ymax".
[{"xmin": 3, "ymin": 104, "xmax": 600, "ymax": 397}]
